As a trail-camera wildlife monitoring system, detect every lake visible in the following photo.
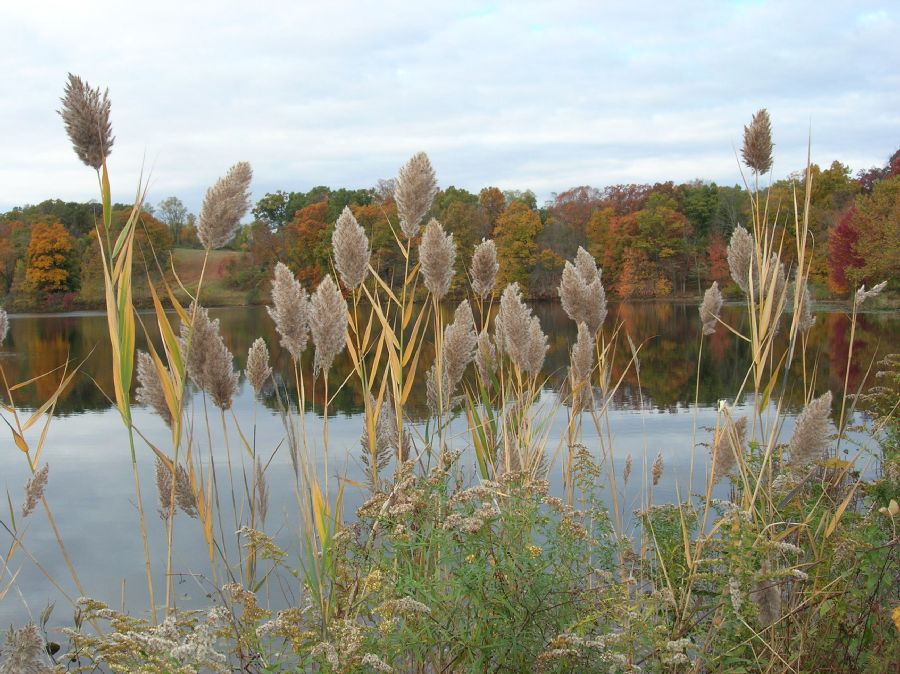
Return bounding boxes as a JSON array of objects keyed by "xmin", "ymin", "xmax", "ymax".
[{"xmin": 0, "ymin": 302, "xmax": 896, "ymax": 627}]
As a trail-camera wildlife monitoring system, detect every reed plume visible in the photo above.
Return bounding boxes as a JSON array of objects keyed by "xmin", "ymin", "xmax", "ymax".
[
  {"xmin": 419, "ymin": 219, "xmax": 456, "ymax": 299},
  {"xmin": 332, "ymin": 206, "xmax": 370, "ymax": 289},
  {"xmin": 426, "ymin": 363, "xmax": 452, "ymax": 415},
  {"xmin": 496, "ymin": 283, "xmax": 547, "ymax": 374},
  {"xmin": 197, "ymin": 161, "xmax": 253, "ymax": 249},
  {"xmin": 0, "ymin": 306, "xmax": 8, "ymax": 344},
  {"xmin": 711, "ymin": 416, "xmax": 747, "ymax": 481},
  {"xmin": 309, "ymin": 275, "xmax": 348, "ymax": 376},
  {"xmin": 155, "ymin": 457, "xmax": 174, "ymax": 521},
  {"xmin": 796, "ymin": 278, "xmax": 815, "ymax": 332},
  {"xmin": 470, "ymin": 239, "xmax": 499, "ymax": 299},
  {"xmin": 854, "ymin": 280, "xmax": 887, "ymax": 308},
  {"xmin": 559, "ymin": 247, "xmax": 606, "ymax": 333},
  {"xmin": 475, "ymin": 330, "xmax": 496, "ymax": 385},
  {"xmin": 255, "ymin": 457, "xmax": 269, "ymax": 525},
  {"xmin": 727, "ymin": 225, "xmax": 754, "ymax": 294},
  {"xmin": 268, "ymin": 262, "xmax": 310, "ymax": 361},
  {"xmin": 361, "ymin": 392, "xmax": 400, "ymax": 481},
  {"xmin": 154, "ymin": 458, "xmax": 197, "ymax": 521},
  {"xmin": 181, "ymin": 305, "xmax": 238, "ymax": 409},
  {"xmin": 652, "ymin": 452, "xmax": 664, "ymax": 486},
  {"xmin": 788, "ymin": 390, "xmax": 833, "ymax": 468},
  {"xmin": 569, "ymin": 322, "xmax": 594, "ymax": 413},
  {"xmin": 623, "ymin": 454, "xmax": 633, "ymax": 485},
  {"xmin": 0, "ymin": 622, "xmax": 49, "ymax": 674},
  {"xmin": 58, "ymin": 73, "xmax": 114, "ymax": 170},
  {"xmin": 444, "ymin": 300, "xmax": 476, "ymax": 388},
  {"xmin": 245, "ymin": 338, "xmax": 273, "ymax": 394},
  {"xmin": 136, "ymin": 351, "xmax": 173, "ymax": 425},
  {"xmin": 21, "ymin": 464, "xmax": 49, "ymax": 519},
  {"xmin": 395, "ymin": 152, "xmax": 438, "ymax": 238},
  {"xmin": 699, "ymin": 281, "xmax": 723, "ymax": 335},
  {"xmin": 741, "ymin": 108, "xmax": 774, "ymax": 175}
]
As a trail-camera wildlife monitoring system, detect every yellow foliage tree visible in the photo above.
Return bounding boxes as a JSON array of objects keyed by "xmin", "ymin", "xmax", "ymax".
[{"xmin": 25, "ymin": 221, "xmax": 76, "ymax": 292}]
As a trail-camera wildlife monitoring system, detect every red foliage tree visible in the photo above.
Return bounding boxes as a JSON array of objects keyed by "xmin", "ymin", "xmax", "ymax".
[{"xmin": 827, "ymin": 207, "xmax": 862, "ymax": 294}]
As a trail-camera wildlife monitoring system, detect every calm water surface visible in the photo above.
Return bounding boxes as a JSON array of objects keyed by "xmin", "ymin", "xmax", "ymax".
[{"xmin": 0, "ymin": 303, "xmax": 896, "ymax": 627}]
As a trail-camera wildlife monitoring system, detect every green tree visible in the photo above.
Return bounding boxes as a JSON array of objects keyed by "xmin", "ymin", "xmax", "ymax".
[{"xmin": 156, "ymin": 196, "xmax": 190, "ymax": 246}]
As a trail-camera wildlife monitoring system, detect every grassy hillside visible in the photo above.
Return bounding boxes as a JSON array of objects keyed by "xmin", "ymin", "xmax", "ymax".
[{"xmin": 171, "ymin": 248, "xmax": 251, "ymax": 306}]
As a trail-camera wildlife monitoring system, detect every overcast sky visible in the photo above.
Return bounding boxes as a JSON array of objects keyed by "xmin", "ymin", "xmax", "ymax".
[{"xmin": 1, "ymin": 0, "xmax": 897, "ymax": 214}]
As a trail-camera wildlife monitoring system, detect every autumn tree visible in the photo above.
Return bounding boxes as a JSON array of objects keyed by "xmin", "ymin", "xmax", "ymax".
[
  {"xmin": 25, "ymin": 222, "xmax": 78, "ymax": 292},
  {"xmin": 282, "ymin": 201, "xmax": 332, "ymax": 287},
  {"xmin": 493, "ymin": 200, "xmax": 542, "ymax": 291},
  {"xmin": 706, "ymin": 232, "xmax": 730, "ymax": 286},
  {"xmin": 156, "ymin": 196, "xmax": 189, "ymax": 245},
  {"xmin": 479, "ymin": 187, "xmax": 505, "ymax": 233}
]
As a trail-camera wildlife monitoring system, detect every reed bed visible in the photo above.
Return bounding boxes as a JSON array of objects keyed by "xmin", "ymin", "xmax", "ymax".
[{"xmin": 0, "ymin": 81, "xmax": 897, "ymax": 674}]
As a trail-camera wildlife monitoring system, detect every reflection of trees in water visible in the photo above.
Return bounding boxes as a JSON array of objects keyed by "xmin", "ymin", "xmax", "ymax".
[{"xmin": 2, "ymin": 304, "xmax": 896, "ymax": 417}]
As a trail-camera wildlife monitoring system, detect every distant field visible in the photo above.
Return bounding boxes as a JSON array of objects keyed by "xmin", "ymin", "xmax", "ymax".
[{"xmin": 171, "ymin": 248, "xmax": 250, "ymax": 306}]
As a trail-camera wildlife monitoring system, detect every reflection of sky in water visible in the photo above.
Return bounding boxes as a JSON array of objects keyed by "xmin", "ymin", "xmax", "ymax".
[{"xmin": 1, "ymin": 305, "xmax": 895, "ymax": 626}]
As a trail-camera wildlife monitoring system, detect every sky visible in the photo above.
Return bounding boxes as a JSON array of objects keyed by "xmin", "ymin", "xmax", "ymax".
[{"xmin": 1, "ymin": 0, "xmax": 897, "ymax": 214}]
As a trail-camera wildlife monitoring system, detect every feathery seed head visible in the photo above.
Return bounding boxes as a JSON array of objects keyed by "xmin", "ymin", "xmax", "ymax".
[
  {"xmin": 741, "ymin": 108, "xmax": 774, "ymax": 175},
  {"xmin": 443, "ymin": 300, "xmax": 477, "ymax": 388},
  {"xmin": 426, "ymin": 361, "xmax": 452, "ymax": 415},
  {"xmin": 652, "ymin": 452, "xmax": 664, "ymax": 486},
  {"xmin": 267, "ymin": 262, "xmax": 310, "ymax": 361},
  {"xmin": 180, "ymin": 305, "xmax": 238, "ymax": 409},
  {"xmin": 699, "ymin": 281, "xmax": 724, "ymax": 335},
  {"xmin": 245, "ymin": 338, "xmax": 272, "ymax": 394},
  {"xmin": 475, "ymin": 330, "xmax": 497, "ymax": 385},
  {"xmin": 155, "ymin": 457, "xmax": 174, "ymax": 521},
  {"xmin": 22, "ymin": 465, "xmax": 49, "ymax": 519},
  {"xmin": 470, "ymin": 239, "xmax": 499, "ymax": 299},
  {"xmin": 623, "ymin": 454, "xmax": 633, "ymax": 485},
  {"xmin": 332, "ymin": 206, "xmax": 370, "ymax": 289},
  {"xmin": 559, "ymin": 248, "xmax": 607, "ymax": 333},
  {"xmin": 854, "ymin": 280, "xmax": 887, "ymax": 308},
  {"xmin": 712, "ymin": 416, "xmax": 747, "ymax": 481},
  {"xmin": 419, "ymin": 218, "xmax": 456, "ymax": 299},
  {"xmin": 569, "ymin": 321, "xmax": 595, "ymax": 413},
  {"xmin": 136, "ymin": 351, "xmax": 173, "ymax": 426},
  {"xmin": 796, "ymin": 279, "xmax": 815, "ymax": 332},
  {"xmin": 58, "ymin": 73, "xmax": 114, "ymax": 170},
  {"xmin": 727, "ymin": 225, "xmax": 754, "ymax": 294},
  {"xmin": 0, "ymin": 622, "xmax": 48, "ymax": 674},
  {"xmin": 788, "ymin": 391, "xmax": 832, "ymax": 468},
  {"xmin": 0, "ymin": 307, "xmax": 8, "ymax": 344},
  {"xmin": 395, "ymin": 152, "xmax": 438, "ymax": 238},
  {"xmin": 309, "ymin": 275, "xmax": 348, "ymax": 376},
  {"xmin": 496, "ymin": 283, "xmax": 547, "ymax": 374},
  {"xmin": 198, "ymin": 161, "xmax": 253, "ymax": 249}
]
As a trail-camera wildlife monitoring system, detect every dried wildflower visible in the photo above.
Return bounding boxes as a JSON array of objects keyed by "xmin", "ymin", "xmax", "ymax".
[
  {"xmin": 395, "ymin": 152, "xmax": 438, "ymax": 238},
  {"xmin": 0, "ymin": 307, "xmax": 8, "ymax": 344},
  {"xmin": 21, "ymin": 465, "xmax": 49, "ymax": 519},
  {"xmin": 181, "ymin": 305, "xmax": 238, "ymax": 409},
  {"xmin": 699, "ymin": 281, "xmax": 724, "ymax": 335},
  {"xmin": 559, "ymin": 247, "xmax": 607, "ymax": 333},
  {"xmin": 332, "ymin": 206, "xmax": 370, "ymax": 289},
  {"xmin": 495, "ymin": 284, "xmax": 548, "ymax": 374},
  {"xmin": 267, "ymin": 262, "xmax": 310, "ymax": 360},
  {"xmin": 0, "ymin": 622, "xmax": 50, "ymax": 674},
  {"xmin": 729, "ymin": 577, "xmax": 743, "ymax": 613},
  {"xmin": 197, "ymin": 161, "xmax": 253, "ymax": 249},
  {"xmin": 741, "ymin": 108, "xmax": 774, "ymax": 174},
  {"xmin": 569, "ymin": 322, "xmax": 594, "ymax": 413},
  {"xmin": 727, "ymin": 225, "xmax": 754, "ymax": 294},
  {"xmin": 796, "ymin": 278, "xmax": 815, "ymax": 332},
  {"xmin": 136, "ymin": 351, "xmax": 172, "ymax": 425},
  {"xmin": 474, "ymin": 330, "xmax": 496, "ymax": 385},
  {"xmin": 444, "ymin": 300, "xmax": 476, "ymax": 388},
  {"xmin": 623, "ymin": 455, "xmax": 632, "ymax": 485},
  {"xmin": 712, "ymin": 416, "xmax": 747, "ymax": 481},
  {"xmin": 855, "ymin": 280, "xmax": 887, "ymax": 308},
  {"xmin": 361, "ymin": 653, "xmax": 393, "ymax": 672},
  {"xmin": 309, "ymin": 275, "xmax": 348, "ymax": 376},
  {"xmin": 470, "ymin": 239, "xmax": 499, "ymax": 299},
  {"xmin": 245, "ymin": 338, "xmax": 272, "ymax": 394},
  {"xmin": 419, "ymin": 218, "xmax": 456, "ymax": 299},
  {"xmin": 652, "ymin": 452, "xmax": 664, "ymax": 486},
  {"xmin": 58, "ymin": 73, "xmax": 114, "ymax": 170},
  {"xmin": 788, "ymin": 391, "xmax": 832, "ymax": 468}
]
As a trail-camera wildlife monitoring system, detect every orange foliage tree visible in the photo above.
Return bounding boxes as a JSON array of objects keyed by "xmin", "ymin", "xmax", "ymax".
[
  {"xmin": 25, "ymin": 221, "xmax": 77, "ymax": 292},
  {"xmin": 494, "ymin": 200, "xmax": 542, "ymax": 291}
]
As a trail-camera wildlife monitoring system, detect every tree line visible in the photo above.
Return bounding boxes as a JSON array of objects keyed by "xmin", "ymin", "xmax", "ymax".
[{"xmin": 1, "ymin": 149, "xmax": 897, "ymax": 310}]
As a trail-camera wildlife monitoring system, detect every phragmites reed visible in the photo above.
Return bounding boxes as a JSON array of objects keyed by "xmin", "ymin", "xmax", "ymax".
[
  {"xmin": 181, "ymin": 305, "xmax": 239, "ymax": 410},
  {"xmin": 267, "ymin": 262, "xmax": 310, "ymax": 361},
  {"xmin": 58, "ymin": 73, "xmax": 114, "ymax": 170},
  {"xmin": 712, "ymin": 416, "xmax": 747, "ymax": 481},
  {"xmin": 155, "ymin": 457, "xmax": 173, "ymax": 521},
  {"xmin": 569, "ymin": 322, "xmax": 595, "ymax": 413},
  {"xmin": 197, "ymin": 161, "xmax": 253, "ymax": 249},
  {"xmin": 796, "ymin": 278, "xmax": 815, "ymax": 332},
  {"xmin": 361, "ymin": 393, "xmax": 399, "ymax": 481},
  {"xmin": 309, "ymin": 275, "xmax": 348, "ymax": 376},
  {"xmin": 255, "ymin": 457, "xmax": 269, "ymax": 525},
  {"xmin": 699, "ymin": 281, "xmax": 724, "ymax": 335},
  {"xmin": 426, "ymin": 363, "xmax": 452, "ymax": 416},
  {"xmin": 245, "ymin": 338, "xmax": 272, "ymax": 394},
  {"xmin": 21, "ymin": 464, "xmax": 49, "ymax": 519},
  {"xmin": 154, "ymin": 458, "xmax": 198, "ymax": 521},
  {"xmin": 788, "ymin": 391, "xmax": 833, "ymax": 468},
  {"xmin": 854, "ymin": 280, "xmax": 887, "ymax": 308},
  {"xmin": 752, "ymin": 564, "xmax": 782, "ymax": 629},
  {"xmin": 558, "ymin": 247, "xmax": 607, "ymax": 334},
  {"xmin": 395, "ymin": 152, "xmax": 438, "ymax": 238},
  {"xmin": 444, "ymin": 300, "xmax": 477, "ymax": 388},
  {"xmin": 470, "ymin": 239, "xmax": 499, "ymax": 299},
  {"xmin": 623, "ymin": 454, "xmax": 633, "ymax": 485},
  {"xmin": 332, "ymin": 206, "xmax": 370, "ymax": 289},
  {"xmin": 496, "ymin": 283, "xmax": 548, "ymax": 374},
  {"xmin": 741, "ymin": 108, "xmax": 774, "ymax": 175},
  {"xmin": 652, "ymin": 452, "xmax": 664, "ymax": 486},
  {"xmin": 727, "ymin": 225, "xmax": 754, "ymax": 294},
  {"xmin": 136, "ymin": 351, "xmax": 172, "ymax": 425},
  {"xmin": 0, "ymin": 622, "xmax": 50, "ymax": 674},
  {"xmin": 419, "ymin": 219, "xmax": 456, "ymax": 299},
  {"xmin": 475, "ymin": 330, "xmax": 496, "ymax": 385},
  {"xmin": 0, "ymin": 306, "xmax": 8, "ymax": 344}
]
